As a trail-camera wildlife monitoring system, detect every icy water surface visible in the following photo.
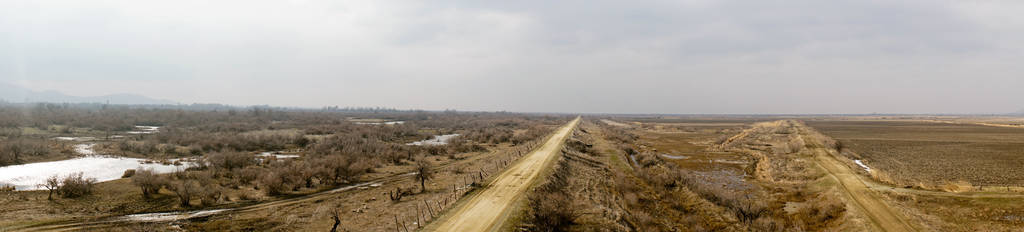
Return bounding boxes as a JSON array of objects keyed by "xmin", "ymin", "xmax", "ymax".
[{"xmin": 0, "ymin": 144, "xmax": 192, "ymax": 190}]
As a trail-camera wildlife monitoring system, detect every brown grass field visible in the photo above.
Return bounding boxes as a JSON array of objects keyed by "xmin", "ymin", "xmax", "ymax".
[{"xmin": 806, "ymin": 119, "xmax": 1024, "ymax": 187}]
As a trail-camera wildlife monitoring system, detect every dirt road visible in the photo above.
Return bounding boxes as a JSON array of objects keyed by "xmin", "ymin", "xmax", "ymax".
[
  {"xmin": 811, "ymin": 146, "xmax": 917, "ymax": 232},
  {"xmin": 424, "ymin": 118, "xmax": 580, "ymax": 232}
]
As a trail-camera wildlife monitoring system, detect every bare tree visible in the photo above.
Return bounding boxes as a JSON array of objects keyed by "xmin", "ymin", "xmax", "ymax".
[
  {"xmin": 415, "ymin": 158, "xmax": 434, "ymax": 193},
  {"xmin": 39, "ymin": 175, "xmax": 61, "ymax": 200}
]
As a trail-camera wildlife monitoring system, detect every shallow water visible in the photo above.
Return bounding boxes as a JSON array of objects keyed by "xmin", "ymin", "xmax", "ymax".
[
  {"xmin": 407, "ymin": 134, "xmax": 460, "ymax": 146},
  {"xmin": 0, "ymin": 144, "xmax": 192, "ymax": 190}
]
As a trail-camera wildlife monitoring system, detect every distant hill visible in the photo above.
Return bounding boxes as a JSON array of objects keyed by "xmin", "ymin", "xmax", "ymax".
[{"xmin": 0, "ymin": 82, "xmax": 175, "ymax": 105}]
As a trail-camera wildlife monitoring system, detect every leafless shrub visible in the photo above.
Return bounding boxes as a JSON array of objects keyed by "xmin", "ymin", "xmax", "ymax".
[
  {"xmin": 122, "ymin": 169, "xmax": 137, "ymax": 178},
  {"xmin": 793, "ymin": 193, "xmax": 846, "ymax": 229},
  {"xmin": 0, "ymin": 139, "xmax": 52, "ymax": 166},
  {"xmin": 200, "ymin": 185, "xmax": 223, "ymax": 206},
  {"xmin": 206, "ymin": 151, "xmax": 256, "ymax": 175},
  {"xmin": 236, "ymin": 166, "xmax": 264, "ymax": 186},
  {"xmin": 261, "ymin": 172, "xmax": 289, "ymax": 196},
  {"xmin": 58, "ymin": 172, "xmax": 96, "ymax": 198},
  {"xmin": 132, "ymin": 168, "xmax": 168, "ymax": 198},
  {"xmin": 526, "ymin": 158, "xmax": 581, "ymax": 231},
  {"xmin": 169, "ymin": 179, "xmax": 200, "ymax": 207},
  {"xmin": 388, "ymin": 187, "xmax": 411, "ymax": 202}
]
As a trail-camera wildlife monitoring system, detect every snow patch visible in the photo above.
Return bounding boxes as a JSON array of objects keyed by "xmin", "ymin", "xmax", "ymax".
[
  {"xmin": 854, "ymin": 160, "xmax": 871, "ymax": 172},
  {"xmin": 407, "ymin": 134, "xmax": 460, "ymax": 146},
  {"xmin": 659, "ymin": 154, "xmax": 689, "ymax": 160},
  {"xmin": 256, "ymin": 152, "xmax": 300, "ymax": 159},
  {"xmin": 355, "ymin": 121, "xmax": 405, "ymax": 125},
  {"xmin": 127, "ymin": 125, "xmax": 160, "ymax": 134}
]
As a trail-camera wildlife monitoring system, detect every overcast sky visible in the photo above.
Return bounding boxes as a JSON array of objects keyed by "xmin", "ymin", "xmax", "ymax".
[{"xmin": 1, "ymin": 0, "xmax": 1022, "ymax": 114}]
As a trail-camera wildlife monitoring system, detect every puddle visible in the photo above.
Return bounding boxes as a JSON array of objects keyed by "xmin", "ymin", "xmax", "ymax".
[
  {"xmin": 407, "ymin": 134, "xmax": 460, "ymax": 146},
  {"xmin": 0, "ymin": 144, "xmax": 194, "ymax": 190},
  {"xmin": 854, "ymin": 160, "xmax": 871, "ymax": 172}
]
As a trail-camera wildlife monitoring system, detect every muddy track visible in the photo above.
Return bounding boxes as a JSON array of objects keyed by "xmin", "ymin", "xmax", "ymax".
[
  {"xmin": 423, "ymin": 118, "xmax": 580, "ymax": 232},
  {"xmin": 811, "ymin": 147, "xmax": 917, "ymax": 232}
]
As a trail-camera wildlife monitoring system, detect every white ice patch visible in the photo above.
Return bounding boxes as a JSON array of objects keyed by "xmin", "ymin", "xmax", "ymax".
[
  {"xmin": 659, "ymin": 154, "xmax": 689, "ymax": 160},
  {"xmin": 355, "ymin": 121, "xmax": 405, "ymax": 125},
  {"xmin": 256, "ymin": 152, "xmax": 300, "ymax": 159},
  {"xmin": 54, "ymin": 137, "xmax": 96, "ymax": 142},
  {"xmin": 127, "ymin": 125, "xmax": 160, "ymax": 134},
  {"xmin": 120, "ymin": 209, "xmax": 228, "ymax": 222},
  {"xmin": 854, "ymin": 160, "xmax": 871, "ymax": 172},
  {"xmin": 0, "ymin": 144, "xmax": 194, "ymax": 190},
  {"xmin": 407, "ymin": 134, "xmax": 460, "ymax": 146}
]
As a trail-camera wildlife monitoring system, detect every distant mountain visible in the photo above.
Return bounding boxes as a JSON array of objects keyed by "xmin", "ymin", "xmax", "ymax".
[{"xmin": 0, "ymin": 83, "xmax": 175, "ymax": 105}]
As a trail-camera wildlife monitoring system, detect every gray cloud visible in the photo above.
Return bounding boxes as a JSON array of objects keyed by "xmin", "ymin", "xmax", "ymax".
[{"xmin": 1, "ymin": 0, "xmax": 1022, "ymax": 114}]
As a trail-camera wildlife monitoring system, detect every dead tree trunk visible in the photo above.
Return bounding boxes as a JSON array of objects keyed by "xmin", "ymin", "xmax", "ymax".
[{"xmin": 330, "ymin": 210, "xmax": 341, "ymax": 232}]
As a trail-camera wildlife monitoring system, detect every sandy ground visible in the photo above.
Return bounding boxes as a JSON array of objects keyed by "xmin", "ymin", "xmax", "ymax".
[
  {"xmin": 424, "ymin": 118, "xmax": 580, "ymax": 232},
  {"xmin": 811, "ymin": 146, "xmax": 917, "ymax": 232}
]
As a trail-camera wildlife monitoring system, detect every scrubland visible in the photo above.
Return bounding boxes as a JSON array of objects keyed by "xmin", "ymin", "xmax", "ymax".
[
  {"xmin": 0, "ymin": 103, "xmax": 567, "ymax": 231},
  {"xmin": 521, "ymin": 119, "xmax": 853, "ymax": 231},
  {"xmin": 6, "ymin": 108, "xmax": 1024, "ymax": 231}
]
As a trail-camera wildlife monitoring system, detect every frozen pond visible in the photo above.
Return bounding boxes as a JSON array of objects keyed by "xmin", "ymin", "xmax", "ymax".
[
  {"xmin": 854, "ymin": 160, "xmax": 871, "ymax": 172},
  {"xmin": 0, "ymin": 144, "xmax": 192, "ymax": 190},
  {"xmin": 407, "ymin": 134, "xmax": 460, "ymax": 146}
]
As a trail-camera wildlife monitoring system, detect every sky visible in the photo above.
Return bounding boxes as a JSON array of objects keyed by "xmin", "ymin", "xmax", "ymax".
[{"xmin": 1, "ymin": 0, "xmax": 1022, "ymax": 114}]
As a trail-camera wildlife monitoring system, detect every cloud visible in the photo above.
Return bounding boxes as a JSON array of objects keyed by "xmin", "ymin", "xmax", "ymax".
[{"xmin": 1, "ymin": 0, "xmax": 1021, "ymax": 113}]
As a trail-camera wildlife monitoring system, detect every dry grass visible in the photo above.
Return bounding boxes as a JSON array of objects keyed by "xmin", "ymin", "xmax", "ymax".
[
  {"xmin": 586, "ymin": 118, "xmax": 851, "ymax": 231},
  {"xmin": 806, "ymin": 120, "xmax": 1024, "ymax": 187}
]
